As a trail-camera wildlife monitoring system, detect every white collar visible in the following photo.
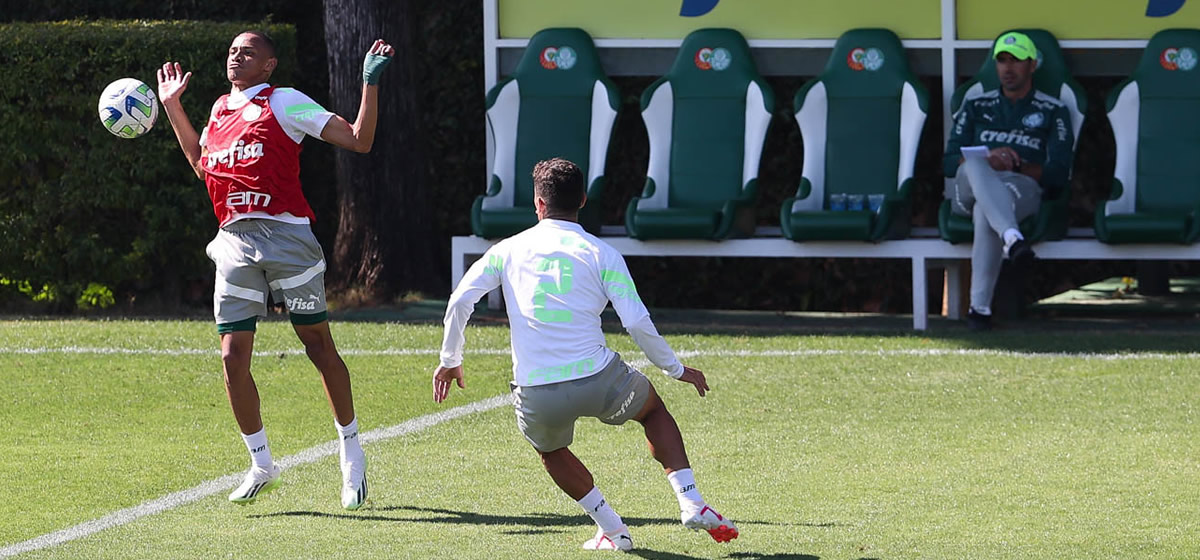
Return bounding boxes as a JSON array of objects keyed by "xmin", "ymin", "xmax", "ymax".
[
  {"xmin": 227, "ymin": 83, "xmax": 270, "ymax": 109},
  {"xmin": 540, "ymin": 218, "xmax": 584, "ymax": 232}
]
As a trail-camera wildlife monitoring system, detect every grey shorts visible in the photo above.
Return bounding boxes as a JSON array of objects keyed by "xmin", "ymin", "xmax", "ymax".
[
  {"xmin": 512, "ymin": 354, "xmax": 652, "ymax": 453},
  {"xmin": 205, "ymin": 219, "xmax": 328, "ymax": 325}
]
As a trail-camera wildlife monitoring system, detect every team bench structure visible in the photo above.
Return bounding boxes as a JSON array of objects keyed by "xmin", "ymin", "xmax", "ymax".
[{"xmin": 450, "ymin": 227, "xmax": 1200, "ymax": 331}]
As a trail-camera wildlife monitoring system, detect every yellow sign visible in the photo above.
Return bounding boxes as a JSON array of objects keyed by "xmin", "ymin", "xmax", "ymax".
[
  {"xmin": 958, "ymin": 0, "xmax": 1200, "ymax": 39},
  {"xmin": 498, "ymin": 0, "xmax": 942, "ymax": 40}
]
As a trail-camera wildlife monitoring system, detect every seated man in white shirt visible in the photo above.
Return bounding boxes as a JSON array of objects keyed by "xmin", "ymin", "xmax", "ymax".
[{"xmin": 433, "ymin": 158, "xmax": 738, "ymax": 552}]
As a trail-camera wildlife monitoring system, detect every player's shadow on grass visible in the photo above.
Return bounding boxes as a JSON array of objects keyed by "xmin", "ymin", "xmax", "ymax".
[
  {"xmin": 251, "ymin": 505, "xmax": 790, "ymax": 534},
  {"xmin": 253, "ymin": 507, "xmax": 819, "ymax": 560},
  {"xmin": 726, "ymin": 554, "xmax": 822, "ymax": 560}
]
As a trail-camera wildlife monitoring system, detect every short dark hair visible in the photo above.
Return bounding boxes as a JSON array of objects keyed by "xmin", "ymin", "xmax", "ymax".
[
  {"xmin": 236, "ymin": 30, "xmax": 277, "ymax": 57},
  {"xmin": 532, "ymin": 158, "xmax": 584, "ymax": 213}
]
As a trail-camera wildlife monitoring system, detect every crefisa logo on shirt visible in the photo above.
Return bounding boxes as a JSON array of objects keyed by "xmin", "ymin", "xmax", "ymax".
[
  {"xmin": 207, "ymin": 139, "xmax": 265, "ymax": 169},
  {"xmin": 979, "ymin": 128, "xmax": 1043, "ymax": 150}
]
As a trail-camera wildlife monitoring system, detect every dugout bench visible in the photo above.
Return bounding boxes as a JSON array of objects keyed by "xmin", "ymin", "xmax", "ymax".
[{"xmin": 451, "ymin": 227, "xmax": 1200, "ymax": 331}]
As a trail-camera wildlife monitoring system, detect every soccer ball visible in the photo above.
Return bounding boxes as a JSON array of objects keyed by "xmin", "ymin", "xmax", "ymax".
[{"xmin": 98, "ymin": 78, "xmax": 158, "ymax": 139}]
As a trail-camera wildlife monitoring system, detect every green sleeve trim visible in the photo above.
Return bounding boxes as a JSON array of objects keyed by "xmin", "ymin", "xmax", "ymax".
[
  {"xmin": 217, "ymin": 317, "xmax": 258, "ymax": 334},
  {"xmin": 289, "ymin": 310, "xmax": 328, "ymax": 326},
  {"xmin": 484, "ymin": 254, "xmax": 504, "ymax": 276},
  {"xmin": 284, "ymin": 103, "xmax": 326, "ymax": 122},
  {"xmin": 601, "ymin": 269, "xmax": 641, "ymax": 302}
]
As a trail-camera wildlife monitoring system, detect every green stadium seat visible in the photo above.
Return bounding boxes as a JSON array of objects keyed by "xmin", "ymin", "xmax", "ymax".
[
  {"xmin": 624, "ymin": 28, "xmax": 774, "ymax": 240},
  {"xmin": 472, "ymin": 28, "xmax": 619, "ymax": 238},
  {"xmin": 1095, "ymin": 28, "xmax": 1200, "ymax": 244},
  {"xmin": 938, "ymin": 29, "xmax": 1086, "ymax": 244},
  {"xmin": 781, "ymin": 28, "xmax": 928, "ymax": 241}
]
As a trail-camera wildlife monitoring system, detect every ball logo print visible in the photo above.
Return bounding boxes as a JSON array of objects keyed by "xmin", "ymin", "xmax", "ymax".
[
  {"xmin": 694, "ymin": 47, "xmax": 713, "ymax": 70},
  {"xmin": 539, "ymin": 46, "xmax": 577, "ymax": 70},
  {"xmin": 98, "ymin": 78, "xmax": 158, "ymax": 139}
]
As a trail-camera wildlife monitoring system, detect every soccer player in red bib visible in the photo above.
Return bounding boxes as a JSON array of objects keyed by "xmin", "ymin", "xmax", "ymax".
[{"xmin": 156, "ymin": 30, "xmax": 393, "ymax": 510}]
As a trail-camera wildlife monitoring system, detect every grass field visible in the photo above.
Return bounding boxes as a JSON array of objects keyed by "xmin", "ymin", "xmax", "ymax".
[{"xmin": 2, "ymin": 315, "xmax": 1199, "ymax": 559}]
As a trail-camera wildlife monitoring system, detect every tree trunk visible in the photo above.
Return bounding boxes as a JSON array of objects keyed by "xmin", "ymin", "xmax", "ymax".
[{"xmin": 323, "ymin": 0, "xmax": 436, "ymax": 301}]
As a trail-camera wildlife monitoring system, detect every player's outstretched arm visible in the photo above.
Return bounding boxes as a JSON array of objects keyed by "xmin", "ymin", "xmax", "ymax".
[
  {"xmin": 156, "ymin": 62, "xmax": 204, "ymax": 180},
  {"xmin": 676, "ymin": 365, "xmax": 710, "ymax": 397},
  {"xmin": 432, "ymin": 365, "xmax": 466, "ymax": 403},
  {"xmin": 320, "ymin": 39, "xmax": 395, "ymax": 153}
]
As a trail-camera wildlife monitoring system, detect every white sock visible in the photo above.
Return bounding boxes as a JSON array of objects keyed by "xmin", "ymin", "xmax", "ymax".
[
  {"xmin": 241, "ymin": 428, "xmax": 273, "ymax": 469},
  {"xmin": 336, "ymin": 417, "xmax": 364, "ymax": 463},
  {"xmin": 972, "ymin": 306, "xmax": 992, "ymax": 316},
  {"xmin": 577, "ymin": 487, "xmax": 625, "ymax": 535},
  {"xmin": 667, "ymin": 469, "xmax": 705, "ymax": 511},
  {"xmin": 1002, "ymin": 228, "xmax": 1023, "ymax": 250}
]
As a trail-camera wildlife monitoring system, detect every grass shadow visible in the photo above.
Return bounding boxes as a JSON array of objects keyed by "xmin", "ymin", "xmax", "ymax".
[
  {"xmin": 251, "ymin": 504, "xmax": 790, "ymax": 531},
  {"xmin": 250, "ymin": 508, "xmax": 820, "ymax": 560},
  {"xmin": 727, "ymin": 554, "xmax": 822, "ymax": 560}
]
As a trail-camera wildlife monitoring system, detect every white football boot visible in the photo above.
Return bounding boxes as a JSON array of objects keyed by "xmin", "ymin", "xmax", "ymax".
[
  {"xmin": 582, "ymin": 526, "xmax": 634, "ymax": 551},
  {"xmin": 682, "ymin": 504, "xmax": 739, "ymax": 542},
  {"xmin": 228, "ymin": 463, "xmax": 282, "ymax": 505},
  {"xmin": 340, "ymin": 454, "xmax": 368, "ymax": 510}
]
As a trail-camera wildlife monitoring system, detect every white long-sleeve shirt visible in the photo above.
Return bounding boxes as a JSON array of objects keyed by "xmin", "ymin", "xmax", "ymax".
[{"xmin": 440, "ymin": 219, "xmax": 684, "ymax": 387}]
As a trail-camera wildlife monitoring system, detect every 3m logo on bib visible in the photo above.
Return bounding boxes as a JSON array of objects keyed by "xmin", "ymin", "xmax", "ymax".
[
  {"xmin": 207, "ymin": 139, "xmax": 265, "ymax": 169},
  {"xmin": 226, "ymin": 191, "xmax": 272, "ymax": 208},
  {"xmin": 285, "ymin": 295, "xmax": 319, "ymax": 311},
  {"xmin": 979, "ymin": 129, "xmax": 1042, "ymax": 150}
]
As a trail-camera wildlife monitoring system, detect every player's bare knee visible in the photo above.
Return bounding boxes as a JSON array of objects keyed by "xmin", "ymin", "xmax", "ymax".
[
  {"xmin": 632, "ymin": 387, "xmax": 667, "ymax": 424},
  {"xmin": 220, "ymin": 343, "xmax": 253, "ymax": 376},
  {"xmin": 296, "ymin": 328, "xmax": 335, "ymax": 357}
]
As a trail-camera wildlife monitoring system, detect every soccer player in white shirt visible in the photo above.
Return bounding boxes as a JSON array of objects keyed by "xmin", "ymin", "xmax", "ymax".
[{"xmin": 434, "ymin": 158, "xmax": 738, "ymax": 551}]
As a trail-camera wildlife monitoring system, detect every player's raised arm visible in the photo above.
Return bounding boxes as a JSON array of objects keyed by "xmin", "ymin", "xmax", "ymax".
[
  {"xmin": 156, "ymin": 62, "xmax": 204, "ymax": 180},
  {"xmin": 320, "ymin": 39, "xmax": 394, "ymax": 153}
]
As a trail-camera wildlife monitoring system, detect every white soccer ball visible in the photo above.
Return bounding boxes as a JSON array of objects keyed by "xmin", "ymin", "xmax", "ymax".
[{"xmin": 98, "ymin": 78, "xmax": 158, "ymax": 139}]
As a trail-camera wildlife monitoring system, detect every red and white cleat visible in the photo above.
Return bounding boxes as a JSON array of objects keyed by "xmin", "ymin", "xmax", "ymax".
[{"xmin": 682, "ymin": 504, "xmax": 739, "ymax": 543}]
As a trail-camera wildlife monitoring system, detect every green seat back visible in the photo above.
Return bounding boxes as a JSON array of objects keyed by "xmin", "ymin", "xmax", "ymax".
[
  {"xmin": 792, "ymin": 28, "xmax": 927, "ymax": 211},
  {"xmin": 1122, "ymin": 29, "xmax": 1200, "ymax": 215},
  {"xmin": 639, "ymin": 28, "xmax": 772, "ymax": 212},
  {"xmin": 484, "ymin": 28, "xmax": 617, "ymax": 209}
]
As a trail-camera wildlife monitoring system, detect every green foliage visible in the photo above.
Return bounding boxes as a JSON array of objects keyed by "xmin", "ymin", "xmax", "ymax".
[
  {"xmin": 0, "ymin": 20, "xmax": 294, "ymax": 311},
  {"xmin": 76, "ymin": 282, "xmax": 116, "ymax": 310}
]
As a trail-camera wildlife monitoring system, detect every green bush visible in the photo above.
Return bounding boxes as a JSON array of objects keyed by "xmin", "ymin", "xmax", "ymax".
[{"xmin": 0, "ymin": 20, "xmax": 294, "ymax": 311}]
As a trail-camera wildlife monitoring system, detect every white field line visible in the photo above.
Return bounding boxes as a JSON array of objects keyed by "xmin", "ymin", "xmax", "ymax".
[
  {"xmin": 0, "ymin": 394, "xmax": 512, "ymax": 558},
  {"xmin": 2, "ymin": 346, "xmax": 1200, "ymax": 361}
]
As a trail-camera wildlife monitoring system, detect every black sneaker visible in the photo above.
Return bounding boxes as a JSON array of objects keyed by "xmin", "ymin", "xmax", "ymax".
[
  {"xmin": 966, "ymin": 309, "xmax": 992, "ymax": 331},
  {"xmin": 1005, "ymin": 238, "xmax": 1036, "ymax": 266}
]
